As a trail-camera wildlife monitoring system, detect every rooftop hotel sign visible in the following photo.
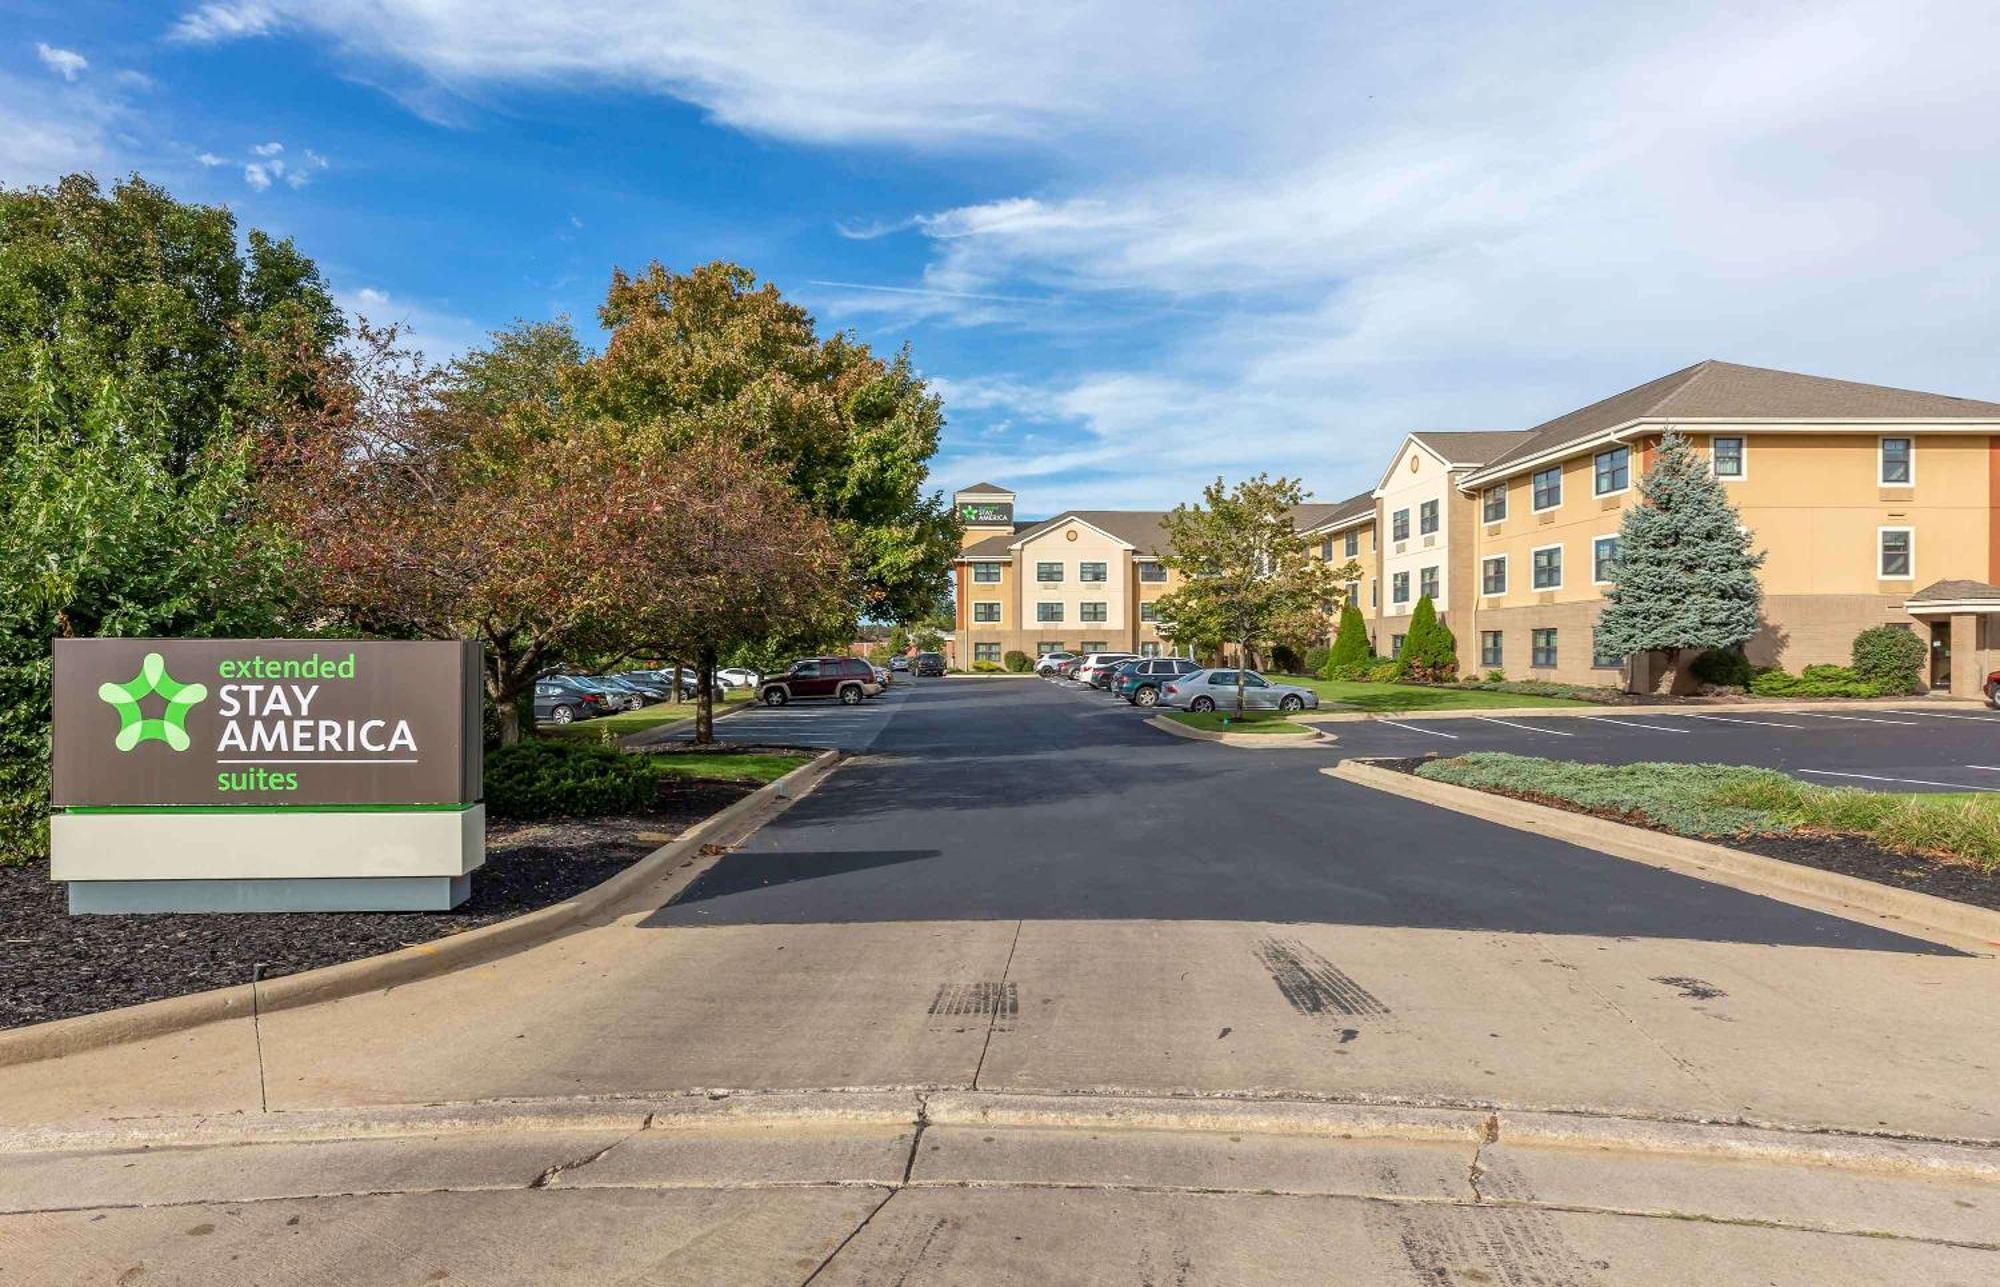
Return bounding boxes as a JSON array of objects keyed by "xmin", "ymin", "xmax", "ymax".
[{"xmin": 50, "ymin": 640, "xmax": 483, "ymax": 913}]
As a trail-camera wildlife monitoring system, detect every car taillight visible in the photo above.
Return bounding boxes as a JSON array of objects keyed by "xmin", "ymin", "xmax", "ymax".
[{"xmin": 1163, "ymin": 684, "xmax": 1178, "ymax": 695}]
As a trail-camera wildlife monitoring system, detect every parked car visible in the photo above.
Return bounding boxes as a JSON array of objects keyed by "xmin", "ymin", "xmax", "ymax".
[
  {"xmin": 608, "ymin": 673, "xmax": 679, "ymax": 705},
  {"xmin": 1035, "ymin": 651, "xmax": 1076, "ymax": 677},
  {"xmin": 1053, "ymin": 656, "xmax": 1086, "ymax": 680},
  {"xmin": 551, "ymin": 674, "xmax": 641, "ymax": 712},
  {"xmin": 890, "ymin": 656, "xmax": 910, "ymax": 673},
  {"xmin": 716, "ymin": 667, "xmax": 762, "ymax": 690},
  {"xmin": 913, "ymin": 652, "xmax": 946, "ymax": 677},
  {"xmin": 1988, "ymin": 669, "xmax": 2000, "ymax": 709},
  {"xmin": 1075, "ymin": 653, "xmax": 1140, "ymax": 687},
  {"xmin": 1157, "ymin": 668, "xmax": 1320, "ymax": 714},
  {"xmin": 758, "ymin": 656, "xmax": 879, "ymax": 706},
  {"xmin": 1115, "ymin": 657, "xmax": 1203, "ymax": 706},
  {"xmin": 533, "ymin": 677, "xmax": 610, "ymax": 725},
  {"xmin": 621, "ymin": 669, "xmax": 697, "ymax": 701},
  {"xmin": 1101, "ymin": 658, "xmax": 1146, "ymax": 695},
  {"xmin": 872, "ymin": 664, "xmax": 891, "ymax": 686}
]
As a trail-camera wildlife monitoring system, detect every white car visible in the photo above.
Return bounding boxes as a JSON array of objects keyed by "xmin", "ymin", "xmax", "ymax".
[
  {"xmin": 1157, "ymin": 668, "xmax": 1319, "ymax": 713},
  {"xmin": 1034, "ymin": 651, "xmax": 1077, "ymax": 677},
  {"xmin": 715, "ymin": 667, "xmax": 762, "ymax": 689},
  {"xmin": 1073, "ymin": 653, "xmax": 1139, "ymax": 686}
]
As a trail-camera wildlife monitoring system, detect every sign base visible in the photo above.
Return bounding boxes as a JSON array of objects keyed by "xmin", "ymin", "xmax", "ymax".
[{"xmin": 69, "ymin": 874, "xmax": 473, "ymax": 914}]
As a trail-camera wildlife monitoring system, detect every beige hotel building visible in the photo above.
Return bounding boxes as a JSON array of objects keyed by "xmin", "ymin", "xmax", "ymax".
[{"xmin": 953, "ymin": 361, "xmax": 2000, "ymax": 695}]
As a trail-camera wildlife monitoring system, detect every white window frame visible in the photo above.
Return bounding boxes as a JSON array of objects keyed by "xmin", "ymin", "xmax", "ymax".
[
  {"xmin": 1078, "ymin": 561, "xmax": 1108, "ymax": 583},
  {"xmin": 1344, "ymin": 529, "xmax": 1359, "ymax": 557},
  {"xmin": 1530, "ymin": 542, "xmax": 1564, "ymax": 591},
  {"xmin": 1877, "ymin": 436, "xmax": 1915, "ymax": 486},
  {"xmin": 1080, "ymin": 600, "xmax": 1108, "ymax": 623},
  {"xmin": 1710, "ymin": 435, "xmax": 1746, "ymax": 481},
  {"xmin": 1036, "ymin": 561, "xmax": 1064, "ymax": 583},
  {"xmin": 970, "ymin": 561, "xmax": 1003, "ymax": 583},
  {"xmin": 1392, "ymin": 508, "xmax": 1410, "ymax": 541},
  {"xmin": 1877, "ymin": 526, "xmax": 1914, "ymax": 580},
  {"xmin": 1418, "ymin": 564, "xmax": 1439, "ymax": 600},
  {"xmin": 1418, "ymin": 499, "xmax": 1439, "ymax": 536},
  {"xmin": 1593, "ymin": 446, "xmax": 1631, "ymax": 498},
  {"xmin": 1480, "ymin": 554, "xmax": 1507, "ymax": 597},
  {"xmin": 1482, "ymin": 484, "xmax": 1507, "ymax": 523},
  {"xmin": 1591, "ymin": 535, "xmax": 1620, "ymax": 586},
  {"xmin": 1037, "ymin": 601, "xmax": 1064, "ymax": 623},
  {"xmin": 972, "ymin": 601, "xmax": 1002, "ymax": 623},
  {"xmin": 1531, "ymin": 465, "xmax": 1563, "ymax": 513},
  {"xmin": 1391, "ymin": 570, "xmax": 1410, "ymax": 605}
]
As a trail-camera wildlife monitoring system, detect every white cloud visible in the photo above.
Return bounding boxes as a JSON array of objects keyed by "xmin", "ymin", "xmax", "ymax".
[
  {"xmin": 169, "ymin": 2, "xmax": 283, "ymax": 43},
  {"xmin": 334, "ymin": 285, "xmax": 487, "ymax": 364},
  {"xmin": 236, "ymin": 141, "xmax": 327, "ymax": 191},
  {"xmin": 251, "ymin": 140, "xmax": 284, "ymax": 156},
  {"xmin": 0, "ymin": 72, "xmax": 116, "ymax": 185},
  {"xmin": 35, "ymin": 43, "xmax": 88, "ymax": 82},
  {"xmin": 196, "ymin": 151, "xmax": 224, "ymax": 166}
]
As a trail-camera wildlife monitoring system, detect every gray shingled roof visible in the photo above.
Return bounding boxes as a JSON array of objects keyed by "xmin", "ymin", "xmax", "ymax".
[
  {"xmin": 958, "ymin": 510, "xmax": 1173, "ymax": 559},
  {"xmin": 1909, "ymin": 579, "xmax": 2000, "ymax": 603},
  {"xmin": 1407, "ymin": 430, "xmax": 1535, "ymax": 467},
  {"xmin": 1294, "ymin": 490, "xmax": 1375, "ymax": 532},
  {"xmin": 1470, "ymin": 360, "xmax": 2000, "ymax": 480},
  {"xmin": 956, "ymin": 481, "xmax": 1014, "ymax": 495}
]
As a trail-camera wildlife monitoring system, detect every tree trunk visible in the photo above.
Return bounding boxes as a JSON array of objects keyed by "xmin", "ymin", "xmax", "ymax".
[
  {"xmin": 1235, "ymin": 638, "xmax": 1248, "ymax": 715},
  {"xmin": 695, "ymin": 642, "xmax": 718, "ymax": 745}
]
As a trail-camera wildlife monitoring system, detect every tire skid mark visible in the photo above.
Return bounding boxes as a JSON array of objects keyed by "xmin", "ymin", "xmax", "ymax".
[
  {"xmin": 1393, "ymin": 1203, "xmax": 1605, "ymax": 1287},
  {"xmin": 1253, "ymin": 936, "xmax": 1390, "ymax": 1018}
]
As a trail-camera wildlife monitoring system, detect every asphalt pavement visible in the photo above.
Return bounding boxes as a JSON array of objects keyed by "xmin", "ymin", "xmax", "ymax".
[{"xmin": 650, "ymin": 677, "xmax": 1942, "ymax": 951}]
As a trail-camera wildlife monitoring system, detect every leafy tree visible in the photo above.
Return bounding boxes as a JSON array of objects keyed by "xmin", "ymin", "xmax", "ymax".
[
  {"xmin": 1399, "ymin": 594, "xmax": 1459, "ymax": 682},
  {"xmin": 1154, "ymin": 475, "xmax": 1359, "ymax": 713},
  {"xmin": 1325, "ymin": 600, "xmax": 1373, "ymax": 675},
  {"xmin": 1595, "ymin": 431, "xmax": 1765, "ymax": 686},
  {"xmin": 582, "ymin": 261, "xmax": 959, "ymax": 629},
  {"xmin": 0, "ymin": 379, "xmax": 296, "ymax": 862},
  {"xmin": 0, "ymin": 173, "xmax": 343, "ymax": 471}
]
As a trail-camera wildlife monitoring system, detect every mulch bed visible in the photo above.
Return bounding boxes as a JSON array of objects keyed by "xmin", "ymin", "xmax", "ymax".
[
  {"xmin": 0, "ymin": 776, "xmax": 754, "ymax": 1031},
  {"xmin": 1375, "ymin": 756, "xmax": 2000, "ymax": 914}
]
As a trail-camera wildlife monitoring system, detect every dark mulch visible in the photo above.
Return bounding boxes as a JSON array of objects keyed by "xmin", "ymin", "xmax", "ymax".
[
  {"xmin": 0, "ymin": 776, "xmax": 754, "ymax": 1031},
  {"xmin": 1375, "ymin": 756, "xmax": 2000, "ymax": 913}
]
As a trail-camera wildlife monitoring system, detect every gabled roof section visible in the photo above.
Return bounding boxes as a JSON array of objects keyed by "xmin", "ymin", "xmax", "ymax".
[
  {"xmin": 1007, "ymin": 510, "xmax": 1174, "ymax": 557},
  {"xmin": 1909, "ymin": 579, "xmax": 2000, "ymax": 604},
  {"xmin": 1406, "ymin": 430, "xmax": 1535, "ymax": 467},
  {"xmin": 1469, "ymin": 360, "xmax": 2000, "ymax": 481},
  {"xmin": 956, "ymin": 481, "xmax": 1014, "ymax": 495},
  {"xmin": 1294, "ymin": 490, "xmax": 1375, "ymax": 534}
]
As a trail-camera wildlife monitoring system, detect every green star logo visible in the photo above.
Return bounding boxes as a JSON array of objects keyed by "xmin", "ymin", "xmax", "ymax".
[{"xmin": 98, "ymin": 652, "xmax": 208, "ymax": 752}]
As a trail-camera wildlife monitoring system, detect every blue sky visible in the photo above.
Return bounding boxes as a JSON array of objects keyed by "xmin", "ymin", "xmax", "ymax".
[{"xmin": 6, "ymin": 1, "xmax": 2000, "ymax": 518}]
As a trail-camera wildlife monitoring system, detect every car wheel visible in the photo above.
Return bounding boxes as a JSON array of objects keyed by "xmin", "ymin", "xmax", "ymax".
[
  {"xmin": 1134, "ymin": 686, "xmax": 1159, "ymax": 707},
  {"xmin": 1279, "ymin": 694, "xmax": 1304, "ymax": 713},
  {"xmin": 551, "ymin": 705, "xmax": 575, "ymax": 725},
  {"xmin": 1191, "ymin": 696, "xmax": 1216, "ymax": 713},
  {"xmin": 763, "ymin": 687, "xmax": 788, "ymax": 707},
  {"xmin": 840, "ymin": 684, "xmax": 863, "ymax": 705}
]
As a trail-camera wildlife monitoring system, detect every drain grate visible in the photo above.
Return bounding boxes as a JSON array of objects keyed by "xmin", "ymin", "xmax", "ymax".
[
  {"xmin": 1253, "ymin": 936, "xmax": 1389, "ymax": 1018},
  {"xmin": 928, "ymin": 981, "xmax": 1019, "ymax": 1019}
]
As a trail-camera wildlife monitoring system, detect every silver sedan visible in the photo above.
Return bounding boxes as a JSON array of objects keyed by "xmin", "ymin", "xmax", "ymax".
[{"xmin": 1156, "ymin": 668, "xmax": 1320, "ymax": 714}]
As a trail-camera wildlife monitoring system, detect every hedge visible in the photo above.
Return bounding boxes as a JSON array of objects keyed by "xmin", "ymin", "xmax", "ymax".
[{"xmin": 486, "ymin": 738, "xmax": 657, "ymax": 820}]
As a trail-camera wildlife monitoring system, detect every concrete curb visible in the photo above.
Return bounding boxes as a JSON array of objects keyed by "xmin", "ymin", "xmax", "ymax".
[
  {"xmin": 7, "ymin": 1089, "xmax": 1995, "ymax": 1182},
  {"xmin": 1328, "ymin": 759, "xmax": 2000, "ymax": 954},
  {"xmin": 0, "ymin": 750, "xmax": 843, "ymax": 1070},
  {"xmin": 1306, "ymin": 696, "xmax": 1992, "ymax": 723},
  {"xmin": 1144, "ymin": 714, "xmax": 1328, "ymax": 748}
]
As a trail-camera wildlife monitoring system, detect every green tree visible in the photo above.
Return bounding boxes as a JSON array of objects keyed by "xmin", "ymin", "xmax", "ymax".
[
  {"xmin": 582, "ymin": 261, "xmax": 959, "ymax": 629},
  {"xmin": 1325, "ymin": 600, "xmax": 1373, "ymax": 675},
  {"xmin": 0, "ymin": 379, "xmax": 296, "ymax": 862},
  {"xmin": 1154, "ymin": 475, "xmax": 1359, "ymax": 713},
  {"xmin": 1399, "ymin": 594, "xmax": 1459, "ymax": 681},
  {"xmin": 0, "ymin": 173, "xmax": 343, "ymax": 471},
  {"xmin": 1595, "ymin": 431, "xmax": 1765, "ymax": 687}
]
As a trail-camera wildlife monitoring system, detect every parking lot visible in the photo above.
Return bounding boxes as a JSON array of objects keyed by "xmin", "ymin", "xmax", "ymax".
[
  {"xmin": 660, "ymin": 677, "xmax": 917, "ymax": 751},
  {"xmin": 1042, "ymin": 672, "xmax": 2000, "ymax": 793}
]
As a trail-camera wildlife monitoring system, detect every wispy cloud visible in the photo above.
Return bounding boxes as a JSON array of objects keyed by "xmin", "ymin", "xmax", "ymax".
[
  {"xmin": 335, "ymin": 285, "xmax": 488, "ymax": 364},
  {"xmin": 35, "ymin": 43, "xmax": 89, "ymax": 82},
  {"xmin": 168, "ymin": 2, "xmax": 283, "ymax": 44},
  {"xmin": 236, "ymin": 141, "xmax": 327, "ymax": 191}
]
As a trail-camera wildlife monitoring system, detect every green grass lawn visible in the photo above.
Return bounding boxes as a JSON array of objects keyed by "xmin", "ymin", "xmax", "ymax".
[
  {"xmin": 642, "ymin": 750, "xmax": 810, "ymax": 783},
  {"xmin": 1414, "ymin": 752, "xmax": 2000, "ymax": 870},
  {"xmin": 542, "ymin": 689, "xmax": 753, "ymax": 741},
  {"xmin": 1165, "ymin": 710, "xmax": 1315, "ymax": 735},
  {"xmin": 1276, "ymin": 675, "xmax": 1596, "ymax": 712}
]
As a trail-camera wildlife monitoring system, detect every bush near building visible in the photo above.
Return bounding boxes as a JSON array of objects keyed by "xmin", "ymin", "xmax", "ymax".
[
  {"xmin": 1399, "ymin": 595, "xmax": 1458, "ymax": 682},
  {"xmin": 1749, "ymin": 662, "xmax": 1901, "ymax": 698},
  {"xmin": 1851, "ymin": 625, "xmax": 1926, "ymax": 694},
  {"xmin": 1323, "ymin": 601, "xmax": 1373, "ymax": 679},
  {"xmin": 485, "ymin": 739, "xmax": 657, "ymax": 820},
  {"xmin": 1003, "ymin": 650, "xmax": 1032, "ymax": 673}
]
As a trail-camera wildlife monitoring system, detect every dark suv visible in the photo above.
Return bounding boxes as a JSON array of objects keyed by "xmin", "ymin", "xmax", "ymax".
[
  {"xmin": 913, "ymin": 652, "xmax": 946, "ymax": 677},
  {"xmin": 1116, "ymin": 657, "xmax": 1202, "ymax": 706},
  {"xmin": 759, "ymin": 657, "xmax": 879, "ymax": 706}
]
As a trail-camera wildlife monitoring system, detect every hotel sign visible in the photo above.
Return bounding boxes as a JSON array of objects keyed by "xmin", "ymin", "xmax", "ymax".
[
  {"xmin": 958, "ymin": 500, "xmax": 1014, "ymax": 525},
  {"xmin": 52, "ymin": 639, "xmax": 481, "ymax": 808}
]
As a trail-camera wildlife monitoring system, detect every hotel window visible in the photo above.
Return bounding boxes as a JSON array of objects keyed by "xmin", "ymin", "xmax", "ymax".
[
  {"xmin": 1392, "ymin": 571, "xmax": 1410, "ymax": 605},
  {"xmin": 1081, "ymin": 601, "xmax": 1108, "ymax": 623},
  {"xmin": 1344, "ymin": 529, "xmax": 1359, "ymax": 557},
  {"xmin": 1878, "ymin": 527, "xmax": 1913, "ymax": 579},
  {"xmin": 1592, "ymin": 629, "xmax": 1622, "ymax": 670},
  {"xmin": 1480, "ymin": 631, "xmax": 1503, "ymax": 668},
  {"xmin": 1532, "ymin": 545, "xmax": 1563, "ymax": 590},
  {"xmin": 1079, "ymin": 561, "xmax": 1107, "ymax": 583},
  {"xmin": 1140, "ymin": 601, "xmax": 1158, "ymax": 623},
  {"xmin": 1391, "ymin": 634, "xmax": 1406, "ymax": 657},
  {"xmin": 1419, "ymin": 565, "xmax": 1438, "ymax": 600},
  {"xmin": 1035, "ymin": 642, "xmax": 1065, "ymax": 656},
  {"xmin": 1037, "ymin": 602, "xmax": 1064, "ymax": 623},
  {"xmin": 1712, "ymin": 436, "xmax": 1745, "ymax": 479},
  {"xmin": 1419, "ymin": 500, "xmax": 1439, "ymax": 535},
  {"xmin": 1370, "ymin": 582, "xmax": 1378, "ymax": 607},
  {"xmin": 1081, "ymin": 640, "xmax": 1108, "ymax": 653},
  {"xmin": 972, "ymin": 562, "xmax": 1002, "ymax": 583},
  {"xmin": 1531, "ymin": 628, "xmax": 1558, "ymax": 668},
  {"xmin": 1532, "ymin": 466, "xmax": 1562, "ymax": 511},
  {"xmin": 973, "ymin": 602, "xmax": 1001, "ymax": 623},
  {"xmin": 973, "ymin": 642, "xmax": 1001, "ymax": 663},
  {"xmin": 1320, "ymin": 537, "xmax": 1333, "ymax": 560},
  {"xmin": 1880, "ymin": 437, "xmax": 1912, "ymax": 485},
  {"xmin": 1036, "ymin": 561, "xmax": 1063, "ymax": 582},
  {"xmin": 1138, "ymin": 561, "xmax": 1167, "ymax": 583},
  {"xmin": 1592, "ymin": 535, "xmax": 1620, "ymax": 584},
  {"xmin": 1482, "ymin": 484, "xmax": 1507, "ymax": 523},
  {"xmin": 1481, "ymin": 556, "xmax": 1507, "ymax": 595},
  {"xmin": 1594, "ymin": 446, "xmax": 1630, "ymax": 495},
  {"xmin": 1392, "ymin": 508, "xmax": 1410, "ymax": 541}
]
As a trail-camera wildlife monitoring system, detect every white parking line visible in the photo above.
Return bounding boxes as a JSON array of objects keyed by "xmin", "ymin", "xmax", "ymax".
[
  {"xmin": 1682, "ymin": 714, "xmax": 1808, "ymax": 729},
  {"xmin": 1897, "ymin": 709, "xmax": 2000, "ymax": 722},
  {"xmin": 1375, "ymin": 719, "xmax": 1460, "ymax": 739},
  {"xmin": 1966, "ymin": 765, "xmax": 2000, "ymax": 773},
  {"xmin": 1585, "ymin": 716, "xmax": 1688, "ymax": 734},
  {"xmin": 1475, "ymin": 716, "xmax": 1574, "ymax": 736},
  {"xmin": 1799, "ymin": 769, "xmax": 2000, "ymax": 792},
  {"xmin": 1797, "ymin": 712, "xmax": 1920, "ymax": 726}
]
